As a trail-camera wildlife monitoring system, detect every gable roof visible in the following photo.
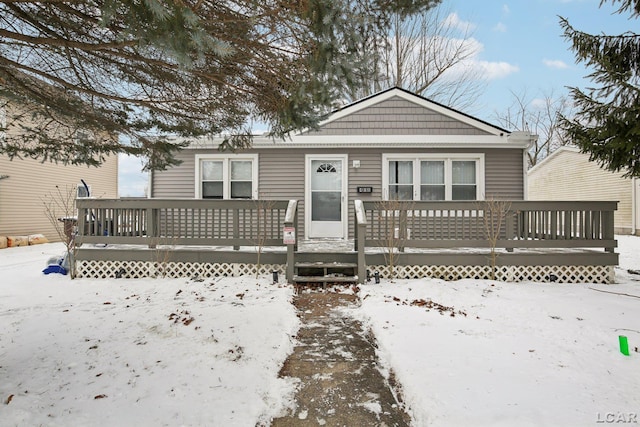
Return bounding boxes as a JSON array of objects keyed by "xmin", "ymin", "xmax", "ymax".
[
  {"xmin": 182, "ymin": 87, "xmax": 536, "ymax": 149},
  {"xmin": 315, "ymin": 87, "xmax": 510, "ymax": 136},
  {"xmin": 527, "ymin": 146, "xmax": 581, "ymax": 175}
]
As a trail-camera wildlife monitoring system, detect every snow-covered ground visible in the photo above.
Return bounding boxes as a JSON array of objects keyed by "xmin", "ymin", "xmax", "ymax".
[
  {"xmin": 0, "ymin": 243, "xmax": 299, "ymax": 426},
  {"xmin": 1, "ymin": 237, "xmax": 639, "ymax": 426}
]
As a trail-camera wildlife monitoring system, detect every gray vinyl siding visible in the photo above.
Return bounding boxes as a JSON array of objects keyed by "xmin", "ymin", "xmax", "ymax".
[
  {"xmin": 152, "ymin": 151, "xmax": 196, "ymax": 198},
  {"xmin": 485, "ymin": 149, "xmax": 524, "ymax": 199},
  {"xmin": 156, "ymin": 147, "xmax": 523, "ymax": 239},
  {"xmin": 308, "ymin": 96, "xmax": 492, "ymax": 136}
]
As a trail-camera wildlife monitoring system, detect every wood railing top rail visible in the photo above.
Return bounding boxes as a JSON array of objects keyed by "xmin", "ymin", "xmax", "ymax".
[
  {"xmin": 360, "ymin": 200, "xmax": 618, "ymax": 211},
  {"xmin": 76, "ymin": 198, "xmax": 292, "ymax": 210}
]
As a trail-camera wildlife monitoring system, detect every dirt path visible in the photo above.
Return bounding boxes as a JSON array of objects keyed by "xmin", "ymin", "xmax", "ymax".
[{"xmin": 270, "ymin": 291, "xmax": 411, "ymax": 427}]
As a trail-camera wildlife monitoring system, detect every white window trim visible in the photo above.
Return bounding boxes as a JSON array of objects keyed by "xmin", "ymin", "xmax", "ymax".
[
  {"xmin": 194, "ymin": 153, "xmax": 259, "ymax": 199},
  {"xmin": 382, "ymin": 153, "xmax": 485, "ymax": 201}
]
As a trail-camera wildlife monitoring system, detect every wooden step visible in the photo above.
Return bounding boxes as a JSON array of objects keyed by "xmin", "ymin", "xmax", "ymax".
[
  {"xmin": 293, "ymin": 261, "xmax": 358, "ymax": 285},
  {"xmin": 294, "ymin": 262, "xmax": 357, "ymax": 269},
  {"xmin": 292, "ymin": 275, "xmax": 358, "ymax": 284}
]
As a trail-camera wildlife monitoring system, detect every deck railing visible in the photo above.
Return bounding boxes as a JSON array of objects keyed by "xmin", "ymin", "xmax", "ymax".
[
  {"xmin": 354, "ymin": 199, "xmax": 617, "ymax": 282},
  {"xmin": 76, "ymin": 198, "xmax": 295, "ymax": 249},
  {"xmin": 355, "ymin": 200, "xmax": 617, "ymax": 251}
]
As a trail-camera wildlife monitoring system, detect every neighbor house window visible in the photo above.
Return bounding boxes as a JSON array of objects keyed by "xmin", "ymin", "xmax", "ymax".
[
  {"xmin": 196, "ymin": 154, "xmax": 258, "ymax": 199},
  {"xmin": 383, "ymin": 154, "xmax": 483, "ymax": 201},
  {"xmin": 0, "ymin": 106, "xmax": 6, "ymax": 142},
  {"xmin": 77, "ymin": 183, "xmax": 91, "ymax": 198}
]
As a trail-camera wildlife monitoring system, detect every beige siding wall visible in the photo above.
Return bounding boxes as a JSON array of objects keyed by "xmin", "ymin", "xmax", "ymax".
[
  {"xmin": 154, "ymin": 147, "xmax": 524, "ymax": 238},
  {"xmin": 528, "ymin": 149, "xmax": 633, "ymax": 233},
  {"xmin": 0, "ymin": 155, "xmax": 118, "ymax": 242},
  {"xmin": 307, "ymin": 97, "xmax": 493, "ymax": 136}
]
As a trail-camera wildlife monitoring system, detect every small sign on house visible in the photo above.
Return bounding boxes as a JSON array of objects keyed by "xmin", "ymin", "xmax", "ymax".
[
  {"xmin": 357, "ymin": 186, "xmax": 373, "ymax": 194},
  {"xmin": 283, "ymin": 227, "xmax": 296, "ymax": 245}
]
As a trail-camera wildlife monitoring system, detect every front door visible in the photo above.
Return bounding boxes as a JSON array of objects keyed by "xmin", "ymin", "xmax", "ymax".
[{"xmin": 306, "ymin": 155, "xmax": 348, "ymax": 238}]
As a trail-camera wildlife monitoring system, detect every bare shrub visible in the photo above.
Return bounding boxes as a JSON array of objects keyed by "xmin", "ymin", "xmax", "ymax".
[{"xmin": 42, "ymin": 185, "xmax": 78, "ymax": 278}]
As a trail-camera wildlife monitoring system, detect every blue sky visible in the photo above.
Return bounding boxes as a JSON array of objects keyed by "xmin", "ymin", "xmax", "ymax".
[
  {"xmin": 449, "ymin": 0, "xmax": 632, "ymax": 118},
  {"xmin": 118, "ymin": 0, "xmax": 634, "ymax": 197}
]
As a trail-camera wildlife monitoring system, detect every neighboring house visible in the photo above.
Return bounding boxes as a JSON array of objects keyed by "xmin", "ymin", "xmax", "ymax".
[
  {"xmin": 528, "ymin": 146, "xmax": 639, "ymax": 235},
  {"xmin": 151, "ymin": 87, "xmax": 536, "ymax": 240},
  {"xmin": 0, "ymin": 102, "xmax": 118, "ymax": 243}
]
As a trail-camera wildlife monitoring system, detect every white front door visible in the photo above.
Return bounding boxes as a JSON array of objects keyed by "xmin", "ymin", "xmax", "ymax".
[{"xmin": 306, "ymin": 155, "xmax": 348, "ymax": 238}]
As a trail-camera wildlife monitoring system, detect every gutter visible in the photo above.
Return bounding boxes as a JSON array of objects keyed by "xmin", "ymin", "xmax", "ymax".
[
  {"xmin": 183, "ymin": 135, "xmax": 532, "ymax": 150},
  {"xmin": 511, "ymin": 132, "xmax": 539, "ymax": 200}
]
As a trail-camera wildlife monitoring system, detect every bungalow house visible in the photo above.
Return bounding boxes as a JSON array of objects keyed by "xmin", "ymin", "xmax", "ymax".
[
  {"xmin": 528, "ymin": 146, "xmax": 639, "ymax": 235},
  {"xmin": 0, "ymin": 101, "xmax": 118, "ymax": 245},
  {"xmin": 150, "ymin": 87, "xmax": 535, "ymax": 238},
  {"xmin": 75, "ymin": 88, "xmax": 618, "ymax": 284}
]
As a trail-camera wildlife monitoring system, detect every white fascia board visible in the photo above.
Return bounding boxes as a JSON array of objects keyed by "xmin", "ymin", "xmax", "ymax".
[
  {"xmin": 184, "ymin": 134, "xmax": 530, "ymax": 149},
  {"xmin": 254, "ymin": 134, "xmax": 527, "ymax": 148},
  {"xmin": 313, "ymin": 88, "xmax": 507, "ymax": 136}
]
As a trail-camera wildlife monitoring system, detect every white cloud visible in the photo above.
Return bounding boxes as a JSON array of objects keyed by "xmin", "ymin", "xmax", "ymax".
[
  {"xmin": 502, "ymin": 4, "xmax": 511, "ymax": 15},
  {"xmin": 474, "ymin": 60, "xmax": 520, "ymax": 80},
  {"xmin": 531, "ymin": 98, "xmax": 548, "ymax": 109},
  {"xmin": 493, "ymin": 22, "xmax": 507, "ymax": 32},
  {"xmin": 543, "ymin": 58, "xmax": 569, "ymax": 69},
  {"xmin": 442, "ymin": 12, "xmax": 476, "ymax": 33},
  {"xmin": 428, "ymin": 37, "xmax": 519, "ymax": 82}
]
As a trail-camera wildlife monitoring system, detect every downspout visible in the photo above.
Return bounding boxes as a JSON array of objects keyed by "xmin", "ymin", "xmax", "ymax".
[
  {"xmin": 506, "ymin": 131, "xmax": 537, "ymax": 200},
  {"xmin": 520, "ymin": 133, "xmax": 538, "ymax": 200},
  {"xmin": 148, "ymin": 169, "xmax": 153, "ymax": 199},
  {"xmin": 632, "ymin": 177, "xmax": 637, "ymax": 235}
]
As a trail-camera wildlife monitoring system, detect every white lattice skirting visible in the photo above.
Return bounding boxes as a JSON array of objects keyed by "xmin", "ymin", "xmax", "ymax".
[
  {"xmin": 76, "ymin": 260, "xmax": 285, "ymax": 279},
  {"xmin": 370, "ymin": 264, "xmax": 615, "ymax": 284},
  {"xmin": 77, "ymin": 260, "xmax": 614, "ymax": 284}
]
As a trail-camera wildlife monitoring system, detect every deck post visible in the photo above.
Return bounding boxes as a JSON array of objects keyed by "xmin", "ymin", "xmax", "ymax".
[
  {"xmin": 505, "ymin": 209, "xmax": 515, "ymax": 253},
  {"xmin": 284, "ymin": 200, "xmax": 298, "ymax": 283},
  {"xmin": 603, "ymin": 204, "xmax": 616, "ymax": 253},
  {"xmin": 354, "ymin": 200, "xmax": 367, "ymax": 284},
  {"xmin": 233, "ymin": 209, "xmax": 240, "ymax": 250},
  {"xmin": 147, "ymin": 207, "xmax": 157, "ymax": 248}
]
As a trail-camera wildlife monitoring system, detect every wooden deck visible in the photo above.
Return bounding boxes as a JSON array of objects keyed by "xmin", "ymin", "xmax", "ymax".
[{"xmin": 73, "ymin": 198, "xmax": 619, "ymax": 283}]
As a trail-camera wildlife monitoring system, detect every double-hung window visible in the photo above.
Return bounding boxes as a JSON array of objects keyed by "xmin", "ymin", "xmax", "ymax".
[
  {"xmin": 383, "ymin": 154, "xmax": 483, "ymax": 201},
  {"xmin": 196, "ymin": 154, "xmax": 258, "ymax": 199}
]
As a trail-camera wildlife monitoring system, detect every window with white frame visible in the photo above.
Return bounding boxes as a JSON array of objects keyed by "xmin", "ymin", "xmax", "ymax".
[
  {"xmin": 196, "ymin": 154, "xmax": 258, "ymax": 199},
  {"xmin": 383, "ymin": 154, "xmax": 483, "ymax": 201}
]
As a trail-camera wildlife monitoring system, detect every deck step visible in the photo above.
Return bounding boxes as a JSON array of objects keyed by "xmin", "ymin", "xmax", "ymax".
[
  {"xmin": 294, "ymin": 262, "xmax": 357, "ymax": 268},
  {"xmin": 292, "ymin": 275, "xmax": 358, "ymax": 284},
  {"xmin": 293, "ymin": 261, "xmax": 358, "ymax": 285}
]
